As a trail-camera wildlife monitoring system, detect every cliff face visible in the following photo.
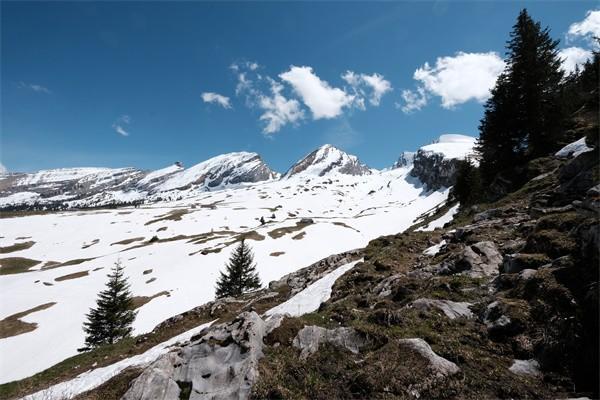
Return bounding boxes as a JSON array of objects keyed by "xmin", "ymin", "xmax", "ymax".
[{"xmin": 410, "ymin": 150, "xmax": 463, "ymax": 190}]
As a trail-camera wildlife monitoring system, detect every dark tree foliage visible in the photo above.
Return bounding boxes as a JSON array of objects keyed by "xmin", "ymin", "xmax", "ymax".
[
  {"xmin": 453, "ymin": 158, "xmax": 483, "ymax": 207},
  {"xmin": 215, "ymin": 239, "xmax": 261, "ymax": 299},
  {"xmin": 559, "ymin": 46, "xmax": 600, "ymax": 148},
  {"xmin": 477, "ymin": 9, "xmax": 565, "ymax": 184},
  {"xmin": 81, "ymin": 261, "xmax": 136, "ymax": 351}
]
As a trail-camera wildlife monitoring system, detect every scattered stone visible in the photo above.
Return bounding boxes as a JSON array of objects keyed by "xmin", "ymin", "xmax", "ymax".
[
  {"xmin": 442, "ymin": 241, "xmax": 502, "ymax": 277},
  {"xmin": 509, "ymin": 359, "xmax": 541, "ymax": 377},
  {"xmin": 501, "ymin": 253, "xmax": 551, "ymax": 274},
  {"xmin": 398, "ymin": 338, "xmax": 460, "ymax": 376},
  {"xmin": 408, "ymin": 298, "xmax": 474, "ymax": 320},
  {"xmin": 293, "ymin": 325, "xmax": 368, "ymax": 360}
]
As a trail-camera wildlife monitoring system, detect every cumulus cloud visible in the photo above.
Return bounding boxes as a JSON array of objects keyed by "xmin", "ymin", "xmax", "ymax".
[
  {"xmin": 279, "ymin": 66, "xmax": 354, "ymax": 119},
  {"xmin": 112, "ymin": 115, "xmax": 131, "ymax": 137},
  {"xmin": 17, "ymin": 81, "xmax": 51, "ymax": 94},
  {"xmin": 257, "ymin": 79, "xmax": 305, "ymax": 134},
  {"xmin": 398, "ymin": 87, "xmax": 428, "ymax": 114},
  {"xmin": 342, "ymin": 71, "xmax": 392, "ymax": 107},
  {"xmin": 559, "ymin": 47, "xmax": 593, "ymax": 74},
  {"xmin": 567, "ymin": 10, "xmax": 600, "ymax": 45},
  {"xmin": 201, "ymin": 92, "xmax": 232, "ymax": 109},
  {"xmin": 400, "ymin": 51, "xmax": 505, "ymax": 112}
]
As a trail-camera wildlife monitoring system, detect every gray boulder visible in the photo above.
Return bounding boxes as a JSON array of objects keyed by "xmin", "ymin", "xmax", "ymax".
[
  {"xmin": 121, "ymin": 312, "xmax": 278, "ymax": 400},
  {"xmin": 409, "ymin": 298, "xmax": 474, "ymax": 320},
  {"xmin": 293, "ymin": 325, "xmax": 368, "ymax": 360},
  {"xmin": 398, "ymin": 338, "xmax": 460, "ymax": 377}
]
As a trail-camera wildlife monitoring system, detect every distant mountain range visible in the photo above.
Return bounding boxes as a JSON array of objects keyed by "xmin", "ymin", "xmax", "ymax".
[{"xmin": 0, "ymin": 134, "xmax": 477, "ymax": 210}]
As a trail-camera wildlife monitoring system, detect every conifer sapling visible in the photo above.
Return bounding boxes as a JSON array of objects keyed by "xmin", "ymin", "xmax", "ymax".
[
  {"xmin": 215, "ymin": 239, "xmax": 261, "ymax": 299},
  {"xmin": 81, "ymin": 261, "xmax": 136, "ymax": 351}
]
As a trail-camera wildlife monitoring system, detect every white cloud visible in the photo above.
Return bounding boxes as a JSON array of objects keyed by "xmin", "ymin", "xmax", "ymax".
[
  {"xmin": 567, "ymin": 10, "xmax": 600, "ymax": 45},
  {"xmin": 201, "ymin": 92, "xmax": 232, "ymax": 109},
  {"xmin": 17, "ymin": 81, "xmax": 51, "ymax": 94},
  {"xmin": 279, "ymin": 66, "xmax": 354, "ymax": 119},
  {"xmin": 559, "ymin": 47, "xmax": 593, "ymax": 74},
  {"xmin": 401, "ymin": 51, "xmax": 505, "ymax": 112},
  {"xmin": 0, "ymin": 163, "xmax": 7, "ymax": 174},
  {"xmin": 112, "ymin": 115, "xmax": 131, "ymax": 137},
  {"xmin": 398, "ymin": 87, "xmax": 428, "ymax": 113},
  {"xmin": 258, "ymin": 79, "xmax": 304, "ymax": 134},
  {"xmin": 342, "ymin": 71, "xmax": 392, "ymax": 107}
]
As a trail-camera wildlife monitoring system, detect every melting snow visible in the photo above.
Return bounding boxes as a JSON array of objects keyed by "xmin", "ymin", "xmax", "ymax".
[
  {"xmin": 265, "ymin": 259, "xmax": 362, "ymax": 318},
  {"xmin": 555, "ymin": 137, "xmax": 593, "ymax": 159},
  {"xmin": 416, "ymin": 204, "xmax": 459, "ymax": 231}
]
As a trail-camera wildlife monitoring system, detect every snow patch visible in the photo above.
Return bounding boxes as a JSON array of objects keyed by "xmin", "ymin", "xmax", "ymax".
[
  {"xmin": 265, "ymin": 259, "xmax": 362, "ymax": 318},
  {"xmin": 555, "ymin": 137, "xmax": 593, "ymax": 159}
]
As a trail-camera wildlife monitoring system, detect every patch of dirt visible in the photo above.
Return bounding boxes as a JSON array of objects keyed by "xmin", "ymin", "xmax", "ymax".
[
  {"xmin": 156, "ymin": 226, "xmax": 167, "ymax": 232},
  {"xmin": 144, "ymin": 209, "xmax": 190, "ymax": 226},
  {"xmin": 270, "ymin": 252, "xmax": 285, "ymax": 257},
  {"xmin": 0, "ymin": 257, "xmax": 41, "ymax": 275},
  {"xmin": 292, "ymin": 232, "xmax": 306, "ymax": 240},
  {"xmin": 145, "ymin": 277, "xmax": 157, "ymax": 284},
  {"xmin": 110, "ymin": 237, "xmax": 145, "ymax": 246},
  {"xmin": 81, "ymin": 239, "xmax": 100, "ymax": 249},
  {"xmin": 130, "ymin": 291, "xmax": 171, "ymax": 310},
  {"xmin": 142, "ymin": 269, "xmax": 153, "ymax": 275},
  {"xmin": 267, "ymin": 220, "xmax": 311, "ymax": 239},
  {"xmin": 55, "ymin": 270, "xmax": 89, "ymax": 282},
  {"xmin": 332, "ymin": 222, "xmax": 360, "ymax": 232},
  {"xmin": 0, "ymin": 302, "xmax": 56, "ymax": 339},
  {"xmin": 0, "ymin": 241, "xmax": 35, "ymax": 254}
]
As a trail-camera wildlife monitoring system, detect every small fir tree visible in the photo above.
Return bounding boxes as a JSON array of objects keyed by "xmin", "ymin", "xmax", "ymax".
[
  {"xmin": 81, "ymin": 261, "xmax": 136, "ymax": 351},
  {"xmin": 215, "ymin": 239, "xmax": 261, "ymax": 298}
]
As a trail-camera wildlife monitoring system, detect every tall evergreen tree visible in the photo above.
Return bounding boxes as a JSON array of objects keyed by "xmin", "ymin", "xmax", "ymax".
[
  {"xmin": 81, "ymin": 261, "xmax": 136, "ymax": 351},
  {"xmin": 477, "ymin": 9, "xmax": 565, "ymax": 184},
  {"xmin": 215, "ymin": 239, "xmax": 261, "ymax": 299}
]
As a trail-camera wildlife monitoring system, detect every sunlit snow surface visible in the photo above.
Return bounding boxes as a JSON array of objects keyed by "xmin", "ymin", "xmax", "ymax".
[
  {"xmin": 24, "ymin": 258, "xmax": 361, "ymax": 400},
  {"xmin": 419, "ymin": 134, "xmax": 477, "ymax": 160},
  {"xmin": 265, "ymin": 259, "xmax": 362, "ymax": 318},
  {"xmin": 0, "ymin": 168, "xmax": 452, "ymax": 383}
]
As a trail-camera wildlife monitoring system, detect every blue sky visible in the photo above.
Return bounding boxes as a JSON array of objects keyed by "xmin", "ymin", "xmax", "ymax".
[{"xmin": 1, "ymin": 1, "xmax": 597, "ymax": 173}]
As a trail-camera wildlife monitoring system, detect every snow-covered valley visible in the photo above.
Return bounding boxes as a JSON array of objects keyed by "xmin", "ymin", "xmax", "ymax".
[{"xmin": 0, "ymin": 135, "xmax": 476, "ymax": 384}]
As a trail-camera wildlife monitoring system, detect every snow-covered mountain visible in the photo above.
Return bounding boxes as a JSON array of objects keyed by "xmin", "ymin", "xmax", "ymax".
[
  {"xmin": 0, "ymin": 134, "xmax": 479, "ymax": 383},
  {"xmin": 392, "ymin": 151, "xmax": 416, "ymax": 169},
  {"xmin": 0, "ymin": 136, "xmax": 477, "ymax": 211},
  {"xmin": 283, "ymin": 144, "xmax": 371, "ymax": 178},
  {"xmin": 155, "ymin": 152, "xmax": 278, "ymax": 192},
  {"xmin": 0, "ymin": 153, "xmax": 279, "ymax": 210},
  {"xmin": 410, "ymin": 134, "xmax": 478, "ymax": 190}
]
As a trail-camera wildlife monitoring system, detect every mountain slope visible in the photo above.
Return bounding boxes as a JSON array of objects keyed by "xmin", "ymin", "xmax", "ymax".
[{"xmin": 283, "ymin": 144, "xmax": 371, "ymax": 178}]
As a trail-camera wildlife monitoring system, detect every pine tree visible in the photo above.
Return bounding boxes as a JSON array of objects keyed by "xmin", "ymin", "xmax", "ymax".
[
  {"xmin": 453, "ymin": 158, "xmax": 483, "ymax": 207},
  {"xmin": 215, "ymin": 239, "xmax": 261, "ymax": 299},
  {"xmin": 477, "ymin": 9, "xmax": 565, "ymax": 184},
  {"xmin": 81, "ymin": 261, "xmax": 136, "ymax": 351}
]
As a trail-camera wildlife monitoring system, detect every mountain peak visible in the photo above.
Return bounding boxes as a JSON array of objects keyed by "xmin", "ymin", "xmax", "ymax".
[{"xmin": 283, "ymin": 144, "xmax": 371, "ymax": 178}]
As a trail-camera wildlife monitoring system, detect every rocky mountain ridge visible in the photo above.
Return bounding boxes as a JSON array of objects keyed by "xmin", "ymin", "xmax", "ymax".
[{"xmin": 0, "ymin": 135, "xmax": 476, "ymax": 211}]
